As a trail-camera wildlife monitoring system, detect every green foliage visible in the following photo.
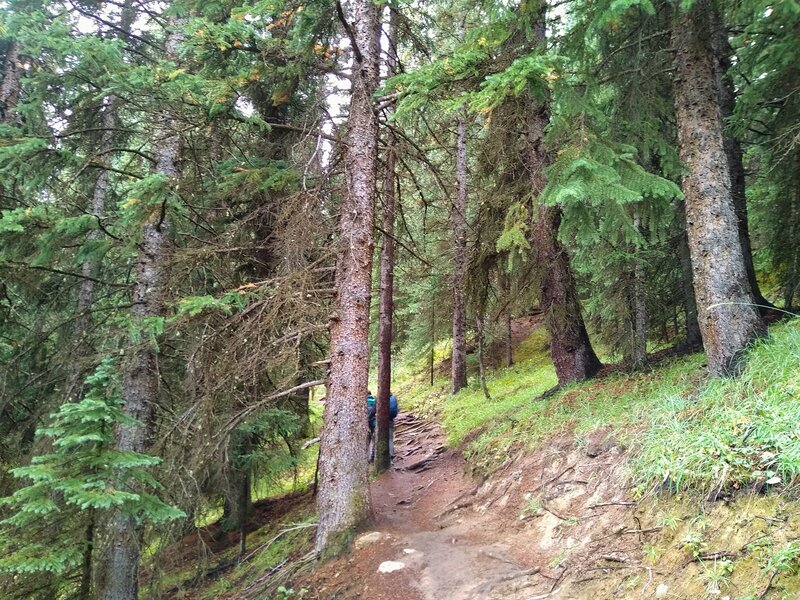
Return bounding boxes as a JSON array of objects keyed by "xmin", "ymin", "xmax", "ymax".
[{"xmin": 0, "ymin": 359, "xmax": 183, "ymax": 588}]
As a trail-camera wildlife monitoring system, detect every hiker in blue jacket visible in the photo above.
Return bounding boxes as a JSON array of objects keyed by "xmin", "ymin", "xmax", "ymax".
[{"xmin": 367, "ymin": 390, "xmax": 399, "ymax": 462}]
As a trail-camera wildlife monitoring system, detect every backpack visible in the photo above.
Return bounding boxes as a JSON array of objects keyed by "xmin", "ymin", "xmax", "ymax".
[
  {"xmin": 367, "ymin": 395, "xmax": 376, "ymax": 428},
  {"xmin": 389, "ymin": 394, "xmax": 399, "ymax": 420}
]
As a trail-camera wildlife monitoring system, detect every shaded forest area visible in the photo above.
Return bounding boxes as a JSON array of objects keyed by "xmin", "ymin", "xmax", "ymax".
[{"xmin": 0, "ymin": 0, "xmax": 798, "ymax": 598}]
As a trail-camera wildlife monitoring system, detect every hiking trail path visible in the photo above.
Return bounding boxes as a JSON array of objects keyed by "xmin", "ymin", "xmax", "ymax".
[{"xmin": 306, "ymin": 411, "xmax": 642, "ymax": 600}]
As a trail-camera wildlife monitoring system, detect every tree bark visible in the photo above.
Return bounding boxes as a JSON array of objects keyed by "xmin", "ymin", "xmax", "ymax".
[
  {"xmin": 526, "ymin": 7, "xmax": 601, "ymax": 385},
  {"xmin": 711, "ymin": 17, "xmax": 774, "ymax": 314},
  {"xmin": 676, "ymin": 201, "xmax": 702, "ymax": 348},
  {"xmin": 475, "ymin": 312, "xmax": 491, "ymax": 400},
  {"xmin": 0, "ymin": 42, "xmax": 21, "ymax": 124},
  {"xmin": 315, "ymin": 0, "xmax": 379, "ymax": 558},
  {"xmin": 450, "ymin": 111, "xmax": 468, "ymax": 394},
  {"xmin": 500, "ymin": 269, "xmax": 513, "ymax": 367},
  {"xmin": 630, "ymin": 209, "xmax": 647, "ymax": 366},
  {"xmin": 671, "ymin": 0, "xmax": 765, "ymax": 375},
  {"xmin": 65, "ymin": 103, "xmax": 117, "ymax": 404},
  {"xmin": 375, "ymin": 6, "xmax": 398, "ymax": 475},
  {"xmin": 785, "ymin": 154, "xmax": 800, "ymax": 311},
  {"xmin": 103, "ymin": 20, "xmax": 184, "ymax": 600}
]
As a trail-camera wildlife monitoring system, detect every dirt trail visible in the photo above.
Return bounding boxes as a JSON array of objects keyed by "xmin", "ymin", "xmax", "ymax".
[{"xmin": 307, "ymin": 413, "xmax": 559, "ymax": 600}]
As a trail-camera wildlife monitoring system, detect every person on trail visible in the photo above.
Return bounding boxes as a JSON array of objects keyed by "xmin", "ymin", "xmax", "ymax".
[{"xmin": 367, "ymin": 390, "xmax": 399, "ymax": 462}]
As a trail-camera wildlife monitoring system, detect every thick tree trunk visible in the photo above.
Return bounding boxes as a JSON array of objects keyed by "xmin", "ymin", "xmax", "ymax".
[
  {"xmin": 672, "ymin": 1, "xmax": 765, "ymax": 375},
  {"xmin": 103, "ymin": 21, "xmax": 184, "ymax": 600},
  {"xmin": 0, "ymin": 42, "xmax": 21, "ymax": 124},
  {"xmin": 676, "ymin": 202, "xmax": 702, "ymax": 348},
  {"xmin": 532, "ymin": 205, "xmax": 602, "ymax": 383},
  {"xmin": 630, "ymin": 209, "xmax": 647, "ymax": 366},
  {"xmin": 526, "ymin": 9, "xmax": 601, "ymax": 385},
  {"xmin": 711, "ymin": 19, "xmax": 773, "ymax": 313},
  {"xmin": 450, "ymin": 111, "xmax": 468, "ymax": 394},
  {"xmin": 315, "ymin": 0, "xmax": 379, "ymax": 558},
  {"xmin": 375, "ymin": 7, "xmax": 398, "ymax": 475}
]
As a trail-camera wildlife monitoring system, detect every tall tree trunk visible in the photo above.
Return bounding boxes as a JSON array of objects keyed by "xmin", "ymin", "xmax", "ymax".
[
  {"xmin": 532, "ymin": 205, "xmax": 602, "ymax": 383},
  {"xmin": 630, "ymin": 209, "xmax": 647, "ymax": 366},
  {"xmin": 315, "ymin": 0, "xmax": 379, "ymax": 558},
  {"xmin": 676, "ymin": 201, "xmax": 702, "ymax": 348},
  {"xmin": 475, "ymin": 312, "xmax": 491, "ymax": 400},
  {"xmin": 103, "ymin": 21, "xmax": 184, "ymax": 600},
  {"xmin": 786, "ymin": 155, "xmax": 800, "ymax": 311},
  {"xmin": 450, "ymin": 111, "xmax": 468, "ymax": 394},
  {"xmin": 526, "ymin": 6, "xmax": 601, "ymax": 385},
  {"xmin": 500, "ymin": 269, "xmax": 513, "ymax": 367},
  {"xmin": 429, "ymin": 300, "xmax": 435, "ymax": 386},
  {"xmin": 0, "ymin": 42, "xmax": 21, "ymax": 124},
  {"xmin": 671, "ymin": 0, "xmax": 765, "ymax": 375},
  {"xmin": 711, "ymin": 17, "xmax": 774, "ymax": 314},
  {"xmin": 65, "ymin": 101, "xmax": 118, "ymax": 404},
  {"xmin": 79, "ymin": 510, "xmax": 96, "ymax": 600},
  {"xmin": 375, "ymin": 6, "xmax": 398, "ymax": 474}
]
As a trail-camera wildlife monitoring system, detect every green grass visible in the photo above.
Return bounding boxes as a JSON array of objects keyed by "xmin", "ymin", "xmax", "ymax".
[
  {"xmin": 396, "ymin": 316, "xmax": 799, "ymax": 488},
  {"xmin": 631, "ymin": 319, "xmax": 800, "ymax": 496}
]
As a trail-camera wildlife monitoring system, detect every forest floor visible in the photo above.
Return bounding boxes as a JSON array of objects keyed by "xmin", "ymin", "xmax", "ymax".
[{"xmin": 163, "ymin": 318, "xmax": 800, "ymax": 600}]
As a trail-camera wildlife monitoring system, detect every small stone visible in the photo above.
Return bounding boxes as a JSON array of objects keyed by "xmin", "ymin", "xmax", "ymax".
[
  {"xmin": 378, "ymin": 561, "xmax": 405, "ymax": 573},
  {"xmin": 355, "ymin": 531, "xmax": 383, "ymax": 550},
  {"xmin": 655, "ymin": 583, "xmax": 669, "ymax": 598},
  {"xmin": 403, "ymin": 548, "xmax": 416, "ymax": 554}
]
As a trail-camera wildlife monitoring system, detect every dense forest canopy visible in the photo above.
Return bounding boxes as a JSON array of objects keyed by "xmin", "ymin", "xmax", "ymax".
[{"xmin": 0, "ymin": 0, "xmax": 798, "ymax": 597}]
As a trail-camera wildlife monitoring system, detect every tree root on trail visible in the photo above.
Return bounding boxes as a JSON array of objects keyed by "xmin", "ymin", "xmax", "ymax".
[
  {"xmin": 404, "ymin": 445, "xmax": 445, "ymax": 471},
  {"xmin": 469, "ymin": 566, "xmax": 542, "ymax": 597}
]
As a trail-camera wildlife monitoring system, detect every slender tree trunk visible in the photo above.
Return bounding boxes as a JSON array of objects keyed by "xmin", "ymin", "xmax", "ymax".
[
  {"xmin": 672, "ymin": 0, "xmax": 765, "ymax": 375},
  {"xmin": 676, "ymin": 201, "xmax": 702, "ymax": 348},
  {"xmin": 429, "ymin": 300, "xmax": 435, "ymax": 386},
  {"xmin": 786, "ymin": 157, "xmax": 800, "ymax": 311},
  {"xmin": 451, "ymin": 111, "xmax": 468, "ymax": 394},
  {"xmin": 65, "ymin": 104, "xmax": 116, "ymax": 404},
  {"xmin": 711, "ymin": 17, "xmax": 773, "ymax": 313},
  {"xmin": 631, "ymin": 209, "xmax": 647, "ymax": 366},
  {"xmin": 526, "ymin": 7, "xmax": 601, "ymax": 385},
  {"xmin": 0, "ymin": 42, "xmax": 21, "ymax": 124},
  {"xmin": 475, "ymin": 312, "xmax": 491, "ymax": 400},
  {"xmin": 79, "ymin": 510, "xmax": 96, "ymax": 600},
  {"xmin": 103, "ymin": 21, "xmax": 184, "ymax": 600},
  {"xmin": 500, "ymin": 269, "xmax": 513, "ymax": 367},
  {"xmin": 0, "ymin": 41, "xmax": 22, "ymax": 206},
  {"xmin": 315, "ymin": 0, "xmax": 380, "ymax": 558},
  {"xmin": 375, "ymin": 6, "xmax": 398, "ymax": 474}
]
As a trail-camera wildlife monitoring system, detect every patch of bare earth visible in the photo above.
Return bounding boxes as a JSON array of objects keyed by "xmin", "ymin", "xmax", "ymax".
[{"xmin": 301, "ymin": 414, "xmax": 655, "ymax": 600}]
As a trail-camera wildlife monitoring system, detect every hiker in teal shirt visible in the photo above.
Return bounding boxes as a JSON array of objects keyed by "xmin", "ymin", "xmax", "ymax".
[{"xmin": 367, "ymin": 390, "xmax": 398, "ymax": 462}]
